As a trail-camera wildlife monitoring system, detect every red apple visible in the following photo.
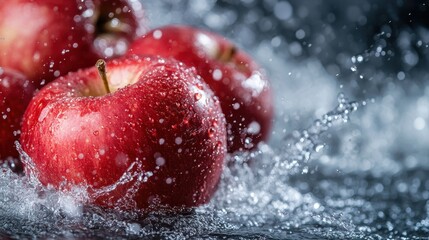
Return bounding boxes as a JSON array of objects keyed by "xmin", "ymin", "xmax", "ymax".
[
  {"xmin": 127, "ymin": 25, "xmax": 274, "ymax": 152},
  {"xmin": 20, "ymin": 56, "xmax": 227, "ymax": 209},
  {"xmin": 0, "ymin": 0, "xmax": 146, "ymax": 87},
  {"xmin": 0, "ymin": 67, "xmax": 35, "ymax": 172}
]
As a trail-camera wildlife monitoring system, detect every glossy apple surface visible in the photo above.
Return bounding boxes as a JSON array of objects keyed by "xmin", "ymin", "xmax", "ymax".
[
  {"xmin": 0, "ymin": 0, "xmax": 145, "ymax": 87},
  {"xmin": 20, "ymin": 56, "xmax": 227, "ymax": 209},
  {"xmin": 0, "ymin": 68, "xmax": 35, "ymax": 172},
  {"xmin": 127, "ymin": 25, "xmax": 274, "ymax": 152}
]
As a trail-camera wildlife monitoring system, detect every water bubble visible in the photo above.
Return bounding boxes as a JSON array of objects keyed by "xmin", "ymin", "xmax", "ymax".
[
  {"xmin": 82, "ymin": 9, "xmax": 94, "ymax": 18},
  {"xmin": 232, "ymin": 103, "xmax": 240, "ymax": 110},
  {"xmin": 175, "ymin": 137, "xmax": 183, "ymax": 145},
  {"xmin": 153, "ymin": 30, "xmax": 163, "ymax": 39},
  {"xmin": 156, "ymin": 157, "xmax": 166, "ymax": 166},
  {"xmin": 247, "ymin": 121, "xmax": 261, "ymax": 135},
  {"xmin": 194, "ymin": 93, "xmax": 202, "ymax": 101},
  {"xmin": 166, "ymin": 178, "xmax": 173, "ymax": 184},
  {"xmin": 212, "ymin": 69, "xmax": 222, "ymax": 81},
  {"xmin": 208, "ymin": 127, "xmax": 215, "ymax": 137},
  {"xmin": 38, "ymin": 106, "xmax": 51, "ymax": 122}
]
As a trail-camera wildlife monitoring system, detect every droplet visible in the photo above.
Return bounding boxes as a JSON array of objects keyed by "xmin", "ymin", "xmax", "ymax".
[
  {"xmin": 212, "ymin": 69, "xmax": 222, "ymax": 81},
  {"xmin": 153, "ymin": 30, "xmax": 162, "ymax": 39},
  {"xmin": 156, "ymin": 157, "xmax": 166, "ymax": 166},
  {"xmin": 232, "ymin": 103, "xmax": 240, "ymax": 110},
  {"xmin": 194, "ymin": 93, "xmax": 202, "ymax": 101},
  {"xmin": 314, "ymin": 144, "xmax": 324, "ymax": 152},
  {"xmin": 38, "ymin": 106, "xmax": 51, "ymax": 122},
  {"xmin": 247, "ymin": 121, "xmax": 261, "ymax": 135},
  {"xmin": 175, "ymin": 137, "xmax": 183, "ymax": 145},
  {"xmin": 208, "ymin": 127, "xmax": 215, "ymax": 137}
]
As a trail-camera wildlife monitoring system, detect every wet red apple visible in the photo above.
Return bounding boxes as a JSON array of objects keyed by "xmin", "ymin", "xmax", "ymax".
[
  {"xmin": 127, "ymin": 25, "xmax": 274, "ymax": 152},
  {"xmin": 20, "ymin": 56, "xmax": 227, "ymax": 209},
  {"xmin": 0, "ymin": 67, "xmax": 35, "ymax": 172},
  {"xmin": 0, "ymin": 0, "xmax": 146, "ymax": 87}
]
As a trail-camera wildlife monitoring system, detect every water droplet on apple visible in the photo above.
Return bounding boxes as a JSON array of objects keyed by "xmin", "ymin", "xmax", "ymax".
[
  {"xmin": 175, "ymin": 137, "xmax": 183, "ymax": 145},
  {"xmin": 232, "ymin": 102, "xmax": 240, "ymax": 110},
  {"xmin": 216, "ymin": 141, "xmax": 223, "ymax": 149},
  {"xmin": 212, "ymin": 69, "xmax": 222, "ymax": 81},
  {"xmin": 156, "ymin": 157, "xmax": 166, "ymax": 166},
  {"xmin": 115, "ymin": 152, "xmax": 129, "ymax": 167},
  {"xmin": 93, "ymin": 130, "xmax": 99, "ymax": 136},
  {"xmin": 73, "ymin": 15, "xmax": 82, "ymax": 23},
  {"xmin": 195, "ymin": 83, "xmax": 204, "ymax": 90},
  {"xmin": 33, "ymin": 52, "xmax": 40, "ymax": 61},
  {"xmin": 153, "ymin": 30, "xmax": 163, "ymax": 39},
  {"xmin": 99, "ymin": 149, "xmax": 106, "ymax": 156},
  {"xmin": 82, "ymin": 9, "xmax": 94, "ymax": 18},
  {"xmin": 38, "ymin": 106, "xmax": 51, "ymax": 122},
  {"xmin": 208, "ymin": 127, "xmax": 215, "ymax": 137},
  {"xmin": 159, "ymin": 138, "xmax": 165, "ymax": 145},
  {"xmin": 194, "ymin": 93, "xmax": 202, "ymax": 101},
  {"xmin": 247, "ymin": 121, "xmax": 261, "ymax": 135},
  {"xmin": 244, "ymin": 137, "xmax": 254, "ymax": 149},
  {"xmin": 104, "ymin": 47, "xmax": 114, "ymax": 58}
]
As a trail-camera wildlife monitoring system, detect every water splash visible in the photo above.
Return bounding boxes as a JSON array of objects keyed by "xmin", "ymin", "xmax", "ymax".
[{"xmin": 0, "ymin": 93, "xmax": 360, "ymax": 239}]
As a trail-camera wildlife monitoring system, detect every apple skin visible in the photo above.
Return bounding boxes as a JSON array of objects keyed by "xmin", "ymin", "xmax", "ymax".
[
  {"xmin": 0, "ymin": 68, "xmax": 35, "ymax": 172},
  {"xmin": 0, "ymin": 0, "xmax": 145, "ymax": 87},
  {"xmin": 20, "ymin": 56, "xmax": 227, "ymax": 209},
  {"xmin": 127, "ymin": 25, "xmax": 274, "ymax": 152}
]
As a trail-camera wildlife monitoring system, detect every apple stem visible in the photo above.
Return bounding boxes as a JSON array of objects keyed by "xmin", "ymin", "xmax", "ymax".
[
  {"xmin": 217, "ymin": 46, "xmax": 237, "ymax": 62},
  {"xmin": 96, "ymin": 59, "xmax": 110, "ymax": 94}
]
